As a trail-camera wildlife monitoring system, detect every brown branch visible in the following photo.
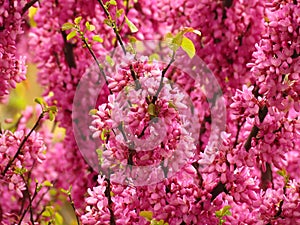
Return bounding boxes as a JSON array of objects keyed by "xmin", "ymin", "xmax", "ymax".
[
  {"xmin": 97, "ymin": 0, "xmax": 126, "ymax": 54},
  {"xmin": 244, "ymin": 105, "xmax": 268, "ymax": 152},
  {"xmin": 104, "ymin": 178, "xmax": 116, "ymax": 225},
  {"xmin": 2, "ymin": 113, "xmax": 44, "ymax": 176},
  {"xmin": 22, "ymin": 0, "xmax": 39, "ymax": 15},
  {"xmin": 68, "ymin": 194, "xmax": 80, "ymax": 225},
  {"xmin": 210, "ymin": 181, "xmax": 228, "ymax": 202},
  {"xmin": 152, "ymin": 51, "xmax": 176, "ymax": 105},
  {"xmin": 260, "ymin": 162, "xmax": 273, "ymax": 191},
  {"xmin": 82, "ymin": 38, "xmax": 113, "ymax": 95}
]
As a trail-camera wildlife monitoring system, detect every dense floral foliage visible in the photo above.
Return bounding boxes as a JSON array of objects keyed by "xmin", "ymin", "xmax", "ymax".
[{"xmin": 0, "ymin": 0, "xmax": 299, "ymax": 224}]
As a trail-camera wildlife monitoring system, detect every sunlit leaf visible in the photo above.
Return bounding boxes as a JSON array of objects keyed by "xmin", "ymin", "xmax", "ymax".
[
  {"xmin": 62, "ymin": 22, "xmax": 74, "ymax": 31},
  {"xmin": 181, "ymin": 36, "xmax": 195, "ymax": 58},
  {"xmin": 125, "ymin": 16, "xmax": 138, "ymax": 33},
  {"xmin": 74, "ymin": 16, "xmax": 82, "ymax": 24},
  {"xmin": 139, "ymin": 211, "xmax": 153, "ymax": 221},
  {"xmin": 93, "ymin": 35, "xmax": 103, "ymax": 43},
  {"xmin": 67, "ymin": 30, "xmax": 77, "ymax": 40}
]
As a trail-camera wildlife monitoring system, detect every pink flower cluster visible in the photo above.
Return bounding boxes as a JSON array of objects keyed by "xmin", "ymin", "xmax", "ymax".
[{"xmin": 0, "ymin": 0, "xmax": 27, "ymax": 102}]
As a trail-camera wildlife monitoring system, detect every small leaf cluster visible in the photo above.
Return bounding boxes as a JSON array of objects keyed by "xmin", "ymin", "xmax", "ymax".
[
  {"xmin": 41, "ymin": 206, "xmax": 64, "ymax": 225},
  {"xmin": 139, "ymin": 211, "xmax": 169, "ymax": 225},
  {"xmin": 165, "ymin": 27, "xmax": 201, "ymax": 59},
  {"xmin": 62, "ymin": 16, "xmax": 103, "ymax": 45},
  {"xmin": 277, "ymin": 169, "xmax": 290, "ymax": 188},
  {"xmin": 215, "ymin": 205, "xmax": 232, "ymax": 225},
  {"xmin": 35, "ymin": 97, "xmax": 58, "ymax": 121}
]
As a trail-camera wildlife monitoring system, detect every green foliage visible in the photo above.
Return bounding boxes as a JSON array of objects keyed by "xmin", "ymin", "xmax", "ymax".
[
  {"xmin": 116, "ymin": 9, "xmax": 124, "ymax": 18},
  {"xmin": 96, "ymin": 148, "xmax": 104, "ymax": 165},
  {"xmin": 147, "ymin": 103, "xmax": 157, "ymax": 117},
  {"xmin": 139, "ymin": 211, "xmax": 168, "ymax": 225},
  {"xmin": 85, "ymin": 21, "xmax": 95, "ymax": 32},
  {"xmin": 181, "ymin": 36, "xmax": 195, "ymax": 59},
  {"xmin": 74, "ymin": 16, "xmax": 82, "ymax": 25},
  {"xmin": 89, "ymin": 109, "xmax": 98, "ymax": 115},
  {"xmin": 277, "ymin": 169, "xmax": 290, "ymax": 187},
  {"xmin": 61, "ymin": 22, "xmax": 74, "ymax": 31},
  {"xmin": 125, "ymin": 16, "xmax": 138, "ymax": 33},
  {"xmin": 139, "ymin": 211, "xmax": 153, "ymax": 221},
  {"xmin": 93, "ymin": 35, "xmax": 104, "ymax": 43},
  {"xmin": 60, "ymin": 185, "xmax": 72, "ymax": 196},
  {"xmin": 215, "ymin": 205, "xmax": 232, "ymax": 225},
  {"xmin": 106, "ymin": 55, "xmax": 115, "ymax": 66},
  {"xmin": 42, "ymin": 180, "xmax": 53, "ymax": 187},
  {"xmin": 34, "ymin": 98, "xmax": 58, "ymax": 121},
  {"xmin": 41, "ymin": 206, "xmax": 64, "ymax": 225},
  {"xmin": 67, "ymin": 30, "xmax": 77, "ymax": 41},
  {"xmin": 109, "ymin": 0, "xmax": 117, "ymax": 5},
  {"xmin": 14, "ymin": 167, "xmax": 27, "ymax": 175},
  {"xmin": 165, "ymin": 27, "xmax": 201, "ymax": 58}
]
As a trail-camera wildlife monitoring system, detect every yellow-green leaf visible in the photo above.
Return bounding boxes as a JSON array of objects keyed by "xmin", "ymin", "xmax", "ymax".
[
  {"xmin": 106, "ymin": 55, "xmax": 115, "ymax": 66},
  {"xmin": 181, "ymin": 36, "xmax": 195, "ymax": 59},
  {"xmin": 85, "ymin": 21, "xmax": 96, "ymax": 31},
  {"xmin": 67, "ymin": 30, "xmax": 77, "ymax": 40},
  {"xmin": 139, "ymin": 211, "xmax": 153, "ymax": 221},
  {"xmin": 147, "ymin": 103, "xmax": 156, "ymax": 116},
  {"xmin": 74, "ymin": 16, "xmax": 82, "ymax": 24},
  {"xmin": 109, "ymin": 0, "xmax": 117, "ymax": 5},
  {"xmin": 35, "ymin": 97, "xmax": 47, "ymax": 107},
  {"xmin": 125, "ymin": 16, "xmax": 138, "ymax": 33},
  {"xmin": 55, "ymin": 212, "xmax": 63, "ymax": 225},
  {"xmin": 62, "ymin": 22, "xmax": 74, "ymax": 31},
  {"xmin": 89, "ymin": 109, "xmax": 98, "ymax": 115},
  {"xmin": 42, "ymin": 180, "xmax": 53, "ymax": 187},
  {"xmin": 93, "ymin": 35, "xmax": 103, "ymax": 43},
  {"xmin": 116, "ymin": 9, "xmax": 124, "ymax": 18}
]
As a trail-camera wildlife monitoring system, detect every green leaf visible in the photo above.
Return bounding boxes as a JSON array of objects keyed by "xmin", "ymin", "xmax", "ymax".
[
  {"xmin": 116, "ymin": 9, "xmax": 124, "ymax": 18},
  {"xmin": 125, "ymin": 16, "xmax": 138, "ymax": 33},
  {"xmin": 85, "ymin": 21, "xmax": 95, "ymax": 31},
  {"xmin": 139, "ymin": 211, "xmax": 153, "ymax": 221},
  {"xmin": 35, "ymin": 97, "xmax": 47, "ymax": 107},
  {"xmin": 62, "ymin": 22, "xmax": 74, "ymax": 31},
  {"xmin": 147, "ymin": 103, "xmax": 156, "ymax": 116},
  {"xmin": 55, "ymin": 212, "xmax": 63, "ymax": 225},
  {"xmin": 104, "ymin": 18, "xmax": 114, "ymax": 27},
  {"xmin": 48, "ymin": 106, "xmax": 58, "ymax": 113},
  {"xmin": 66, "ymin": 30, "xmax": 77, "ymax": 40},
  {"xmin": 48, "ymin": 111, "xmax": 54, "ymax": 121},
  {"xmin": 96, "ymin": 148, "xmax": 104, "ymax": 165},
  {"xmin": 74, "ymin": 16, "xmax": 82, "ymax": 24},
  {"xmin": 42, "ymin": 210, "xmax": 51, "ymax": 217},
  {"xmin": 168, "ymin": 101, "xmax": 177, "ymax": 109},
  {"xmin": 149, "ymin": 53, "xmax": 160, "ymax": 62},
  {"xmin": 60, "ymin": 188, "xmax": 70, "ymax": 195},
  {"xmin": 109, "ymin": 0, "xmax": 117, "ymax": 5},
  {"xmin": 181, "ymin": 36, "xmax": 195, "ymax": 59},
  {"xmin": 42, "ymin": 180, "xmax": 53, "ymax": 187},
  {"xmin": 89, "ymin": 109, "xmax": 98, "ymax": 115},
  {"xmin": 106, "ymin": 55, "xmax": 115, "ymax": 66},
  {"xmin": 93, "ymin": 35, "xmax": 103, "ymax": 43}
]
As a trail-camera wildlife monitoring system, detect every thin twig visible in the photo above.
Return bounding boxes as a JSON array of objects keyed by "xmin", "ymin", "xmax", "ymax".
[
  {"xmin": 18, "ymin": 181, "xmax": 39, "ymax": 225},
  {"xmin": 22, "ymin": 0, "xmax": 39, "ymax": 15},
  {"xmin": 68, "ymin": 194, "xmax": 80, "ymax": 225},
  {"xmin": 97, "ymin": 0, "xmax": 126, "ymax": 54},
  {"xmin": 104, "ymin": 178, "xmax": 116, "ymax": 225},
  {"xmin": 2, "ymin": 113, "xmax": 44, "ymax": 176},
  {"xmin": 152, "ymin": 51, "xmax": 176, "ymax": 104},
  {"xmin": 82, "ymin": 38, "xmax": 112, "ymax": 95}
]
